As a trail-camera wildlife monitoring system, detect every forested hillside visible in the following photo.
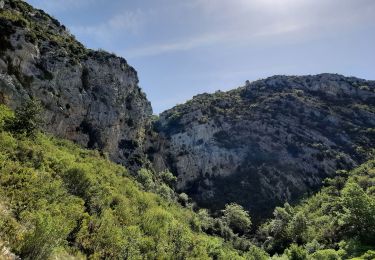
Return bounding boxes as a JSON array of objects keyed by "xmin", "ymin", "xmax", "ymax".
[{"xmin": 0, "ymin": 103, "xmax": 268, "ymax": 259}]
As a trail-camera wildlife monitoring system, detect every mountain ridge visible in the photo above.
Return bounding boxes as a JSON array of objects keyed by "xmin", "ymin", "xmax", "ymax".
[
  {"xmin": 0, "ymin": 0, "xmax": 152, "ymax": 170},
  {"xmin": 151, "ymin": 73, "xmax": 375, "ymax": 219}
]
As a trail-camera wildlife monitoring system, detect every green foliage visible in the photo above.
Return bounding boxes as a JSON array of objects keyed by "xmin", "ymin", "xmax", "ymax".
[
  {"xmin": 178, "ymin": 192, "xmax": 189, "ymax": 206},
  {"xmin": 133, "ymin": 168, "xmax": 177, "ymax": 202},
  {"xmin": 0, "ymin": 104, "xmax": 13, "ymax": 129},
  {"xmin": 222, "ymin": 203, "xmax": 252, "ymax": 235},
  {"xmin": 5, "ymin": 99, "xmax": 43, "ymax": 137},
  {"xmin": 339, "ymin": 182, "xmax": 375, "ymax": 243},
  {"xmin": 158, "ymin": 169, "xmax": 177, "ymax": 186},
  {"xmin": 310, "ymin": 249, "xmax": 341, "ymax": 260},
  {"xmin": 243, "ymin": 245, "xmax": 269, "ymax": 260},
  {"xmin": 0, "ymin": 104, "xmax": 267, "ymax": 259},
  {"xmin": 258, "ymin": 156, "xmax": 375, "ymax": 259},
  {"xmin": 135, "ymin": 168, "xmax": 154, "ymax": 190},
  {"xmin": 357, "ymin": 250, "xmax": 375, "ymax": 260},
  {"xmin": 285, "ymin": 244, "xmax": 308, "ymax": 260},
  {"xmin": 20, "ymin": 211, "xmax": 76, "ymax": 260}
]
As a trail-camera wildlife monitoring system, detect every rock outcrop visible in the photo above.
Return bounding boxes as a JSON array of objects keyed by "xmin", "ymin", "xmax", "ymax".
[
  {"xmin": 0, "ymin": 0, "xmax": 152, "ymax": 167},
  {"xmin": 152, "ymin": 74, "xmax": 375, "ymax": 219}
]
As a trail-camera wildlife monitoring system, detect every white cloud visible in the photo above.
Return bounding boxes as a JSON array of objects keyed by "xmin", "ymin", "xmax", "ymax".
[
  {"xmin": 65, "ymin": 0, "xmax": 375, "ymax": 58},
  {"xmin": 123, "ymin": 22, "xmax": 308, "ymax": 58},
  {"xmin": 124, "ymin": 32, "xmax": 228, "ymax": 58},
  {"xmin": 127, "ymin": 0, "xmax": 374, "ymax": 58},
  {"xmin": 70, "ymin": 9, "xmax": 145, "ymax": 39}
]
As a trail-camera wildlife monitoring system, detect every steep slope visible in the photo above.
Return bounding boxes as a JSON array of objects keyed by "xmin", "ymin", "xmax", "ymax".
[
  {"xmin": 152, "ymin": 74, "xmax": 375, "ymax": 219},
  {"xmin": 0, "ymin": 0, "xmax": 152, "ymax": 168},
  {"xmin": 0, "ymin": 104, "xmax": 269, "ymax": 259}
]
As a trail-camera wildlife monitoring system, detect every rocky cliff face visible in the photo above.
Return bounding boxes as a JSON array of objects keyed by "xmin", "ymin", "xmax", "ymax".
[
  {"xmin": 152, "ymin": 74, "xmax": 375, "ymax": 219},
  {"xmin": 0, "ymin": 0, "xmax": 152, "ymax": 167}
]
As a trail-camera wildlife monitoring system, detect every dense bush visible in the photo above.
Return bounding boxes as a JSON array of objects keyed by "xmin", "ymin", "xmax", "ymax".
[
  {"xmin": 222, "ymin": 203, "xmax": 252, "ymax": 235},
  {"xmin": 258, "ymin": 156, "xmax": 375, "ymax": 259},
  {"xmin": 4, "ymin": 99, "xmax": 43, "ymax": 137}
]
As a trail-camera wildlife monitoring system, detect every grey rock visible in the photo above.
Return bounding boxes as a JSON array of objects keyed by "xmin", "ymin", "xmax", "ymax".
[
  {"xmin": 0, "ymin": 1, "xmax": 152, "ymax": 167},
  {"xmin": 152, "ymin": 74, "xmax": 375, "ymax": 219}
]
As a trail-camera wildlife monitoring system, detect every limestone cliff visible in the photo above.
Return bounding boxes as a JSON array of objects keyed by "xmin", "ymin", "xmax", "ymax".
[
  {"xmin": 0, "ymin": 0, "xmax": 152, "ymax": 167},
  {"xmin": 152, "ymin": 74, "xmax": 375, "ymax": 219}
]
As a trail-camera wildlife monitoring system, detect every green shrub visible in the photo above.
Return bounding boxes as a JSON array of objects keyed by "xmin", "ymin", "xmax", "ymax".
[
  {"xmin": 358, "ymin": 250, "xmax": 375, "ymax": 260},
  {"xmin": 136, "ymin": 168, "xmax": 155, "ymax": 190},
  {"xmin": 19, "ymin": 211, "xmax": 75, "ymax": 260},
  {"xmin": 310, "ymin": 249, "xmax": 341, "ymax": 260},
  {"xmin": 285, "ymin": 244, "xmax": 308, "ymax": 260},
  {"xmin": 5, "ymin": 99, "xmax": 42, "ymax": 137},
  {"xmin": 244, "ymin": 245, "xmax": 270, "ymax": 260},
  {"xmin": 222, "ymin": 203, "xmax": 252, "ymax": 235},
  {"xmin": 158, "ymin": 170, "xmax": 177, "ymax": 186},
  {"xmin": 178, "ymin": 192, "xmax": 189, "ymax": 206}
]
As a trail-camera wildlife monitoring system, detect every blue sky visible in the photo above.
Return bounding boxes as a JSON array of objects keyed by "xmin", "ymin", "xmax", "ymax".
[{"xmin": 26, "ymin": 0, "xmax": 375, "ymax": 114}]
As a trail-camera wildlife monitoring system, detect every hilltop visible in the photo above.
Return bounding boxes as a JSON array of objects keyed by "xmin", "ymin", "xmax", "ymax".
[{"xmin": 152, "ymin": 74, "xmax": 375, "ymax": 219}]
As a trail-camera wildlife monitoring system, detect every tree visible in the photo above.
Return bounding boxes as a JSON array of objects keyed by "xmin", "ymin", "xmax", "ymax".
[
  {"xmin": 178, "ymin": 193, "xmax": 189, "ymax": 207},
  {"xmin": 288, "ymin": 212, "xmax": 308, "ymax": 244},
  {"xmin": 158, "ymin": 170, "xmax": 177, "ymax": 186},
  {"xmin": 136, "ymin": 168, "xmax": 155, "ymax": 190},
  {"xmin": 222, "ymin": 203, "xmax": 251, "ymax": 235},
  {"xmin": 284, "ymin": 244, "xmax": 308, "ymax": 260},
  {"xmin": 243, "ymin": 245, "xmax": 269, "ymax": 260},
  {"xmin": 260, "ymin": 204, "xmax": 294, "ymax": 253},
  {"xmin": 197, "ymin": 208, "xmax": 214, "ymax": 232},
  {"xmin": 340, "ymin": 182, "xmax": 375, "ymax": 243},
  {"xmin": 5, "ymin": 99, "xmax": 43, "ymax": 137}
]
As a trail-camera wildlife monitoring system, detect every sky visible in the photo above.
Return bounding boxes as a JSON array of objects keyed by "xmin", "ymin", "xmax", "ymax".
[{"xmin": 25, "ymin": 0, "xmax": 375, "ymax": 114}]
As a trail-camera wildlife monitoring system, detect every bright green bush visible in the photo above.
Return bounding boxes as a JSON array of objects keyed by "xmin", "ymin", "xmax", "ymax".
[
  {"xmin": 285, "ymin": 244, "xmax": 308, "ymax": 260},
  {"xmin": 358, "ymin": 250, "xmax": 375, "ymax": 260},
  {"xmin": 310, "ymin": 249, "xmax": 341, "ymax": 260},
  {"xmin": 222, "ymin": 203, "xmax": 252, "ymax": 235}
]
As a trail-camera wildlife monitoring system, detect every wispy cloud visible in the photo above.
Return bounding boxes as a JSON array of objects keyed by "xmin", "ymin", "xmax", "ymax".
[
  {"xmin": 123, "ymin": 21, "xmax": 308, "ymax": 58},
  {"xmin": 70, "ymin": 9, "xmax": 145, "ymax": 39},
  {"xmin": 124, "ymin": 32, "xmax": 228, "ymax": 58},
  {"xmin": 58, "ymin": 0, "xmax": 375, "ymax": 58}
]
